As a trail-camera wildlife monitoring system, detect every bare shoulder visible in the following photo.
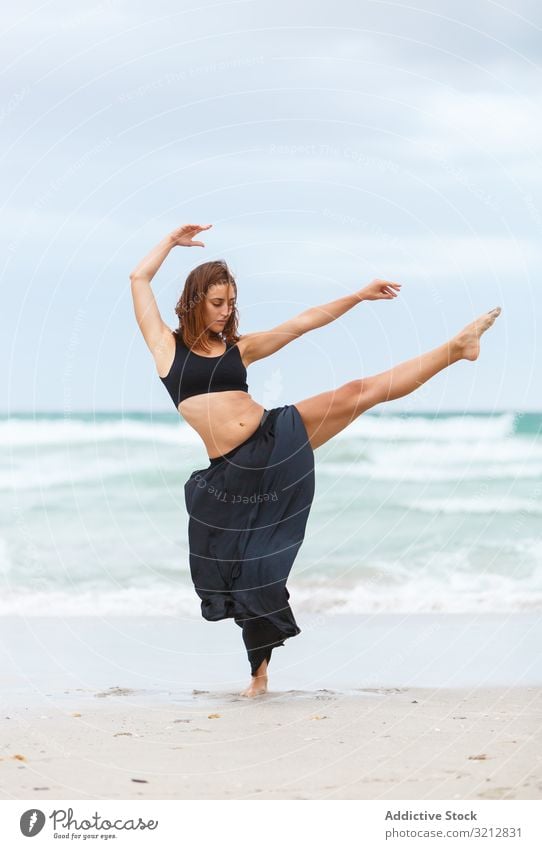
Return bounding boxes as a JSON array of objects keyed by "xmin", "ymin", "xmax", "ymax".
[
  {"xmin": 234, "ymin": 334, "xmax": 253, "ymax": 367},
  {"xmin": 232, "ymin": 321, "xmax": 303, "ymax": 366},
  {"xmin": 236, "ymin": 334, "xmax": 249, "ymax": 347},
  {"xmin": 153, "ymin": 325, "xmax": 177, "ymax": 378}
]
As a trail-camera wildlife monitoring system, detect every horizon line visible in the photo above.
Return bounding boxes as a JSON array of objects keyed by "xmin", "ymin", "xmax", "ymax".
[{"xmin": 2, "ymin": 408, "xmax": 541, "ymax": 416}]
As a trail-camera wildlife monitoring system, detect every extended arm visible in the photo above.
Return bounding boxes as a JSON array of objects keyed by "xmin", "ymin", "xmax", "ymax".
[
  {"xmin": 130, "ymin": 224, "xmax": 212, "ymax": 353},
  {"xmin": 240, "ymin": 279, "xmax": 402, "ymax": 365},
  {"xmin": 294, "ymin": 290, "xmax": 366, "ymax": 333},
  {"xmin": 130, "ymin": 234, "xmax": 175, "ymax": 283},
  {"xmin": 130, "ymin": 235, "xmax": 175, "ymax": 354}
]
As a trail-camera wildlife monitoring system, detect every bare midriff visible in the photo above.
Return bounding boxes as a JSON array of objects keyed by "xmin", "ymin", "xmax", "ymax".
[{"xmin": 178, "ymin": 391, "xmax": 266, "ymax": 459}]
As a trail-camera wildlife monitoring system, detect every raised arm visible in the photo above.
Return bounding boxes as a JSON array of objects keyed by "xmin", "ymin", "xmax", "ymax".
[
  {"xmin": 130, "ymin": 224, "xmax": 212, "ymax": 354},
  {"xmin": 240, "ymin": 278, "xmax": 402, "ymax": 366}
]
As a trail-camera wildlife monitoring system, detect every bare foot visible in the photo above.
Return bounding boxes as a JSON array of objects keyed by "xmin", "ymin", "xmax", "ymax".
[
  {"xmin": 454, "ymin": 307, "xmax": 502, "ymax": 361},
  {"xmin": 239, "ymin": 659, "xmax": 268, "ymax": 697},
  {"xmin": 239, "ymin": 675, "xmax": 268, "ymax": 697}
]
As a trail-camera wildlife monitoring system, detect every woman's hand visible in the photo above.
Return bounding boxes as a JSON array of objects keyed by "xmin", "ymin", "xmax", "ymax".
[
  {"xmin": 169, "ymin": 223, "xmax": 213, "ymax": 248},
  {"xmin": 359, "ymin": 278, "xmax": 402, "ymax": 301}
]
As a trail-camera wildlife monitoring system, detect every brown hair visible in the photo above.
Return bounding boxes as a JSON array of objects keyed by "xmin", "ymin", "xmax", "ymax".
[{"xmin": 173, "ymin": 259, "xmax": 241, "ymax": 353}]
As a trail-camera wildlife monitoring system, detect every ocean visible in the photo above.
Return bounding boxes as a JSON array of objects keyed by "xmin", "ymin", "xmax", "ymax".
[{"xmin": 2, "ymin": 410, "xmax": 541, "ymax": 617}]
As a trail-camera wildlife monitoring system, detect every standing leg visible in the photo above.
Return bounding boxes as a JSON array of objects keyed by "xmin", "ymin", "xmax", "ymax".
[{"xmin": 238, "ymin": 616, "xmax": 285, "ymax": 697}]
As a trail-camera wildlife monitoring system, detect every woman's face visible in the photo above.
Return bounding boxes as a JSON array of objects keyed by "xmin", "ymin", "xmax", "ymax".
[{"xmin": 204, "ymin": 283, "xmax": 236, "ymax": 332}]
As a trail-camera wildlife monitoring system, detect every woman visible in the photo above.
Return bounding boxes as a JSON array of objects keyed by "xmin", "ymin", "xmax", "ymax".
[{"xmin": 130, "ymin": 223, "xmax": 501, "ymax": 698}]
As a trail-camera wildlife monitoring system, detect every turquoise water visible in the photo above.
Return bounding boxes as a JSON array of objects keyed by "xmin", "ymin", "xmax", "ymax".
[{"xmin": 1, "ymin": 410, "xmax": 541, "ymax": 616}]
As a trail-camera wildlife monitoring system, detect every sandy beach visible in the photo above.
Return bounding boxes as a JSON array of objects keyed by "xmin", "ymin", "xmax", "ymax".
[{"xmin": 1, "ymin": 614, "xmax": 541, "ymax": 800}]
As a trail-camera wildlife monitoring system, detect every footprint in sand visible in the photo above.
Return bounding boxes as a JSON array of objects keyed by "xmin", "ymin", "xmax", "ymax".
[
  {"xmin": 355, "ymin": 687, "xmax": 407, "ymax": 695},
  {"xmin": 315, "ymin": 689, "xmax": 337, "ymax": 700},
  {"xmin": 94, "ymin": 686, "xmax": 137, "ymax": 698}
]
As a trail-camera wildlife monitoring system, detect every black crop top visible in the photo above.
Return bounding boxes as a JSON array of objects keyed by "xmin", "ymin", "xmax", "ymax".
[{"xmin": 159, "ymin": 333, "xmax": 249, "ymax": 408}]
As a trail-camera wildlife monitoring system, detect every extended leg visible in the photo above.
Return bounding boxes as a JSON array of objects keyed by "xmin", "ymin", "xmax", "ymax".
[
  {"xmin": 294, "ymin": 307, "xmax": 501, "ymax": 451},
  {"xmin": 365, "ymin": 338, "xmax": 458, "ymax": 405}
]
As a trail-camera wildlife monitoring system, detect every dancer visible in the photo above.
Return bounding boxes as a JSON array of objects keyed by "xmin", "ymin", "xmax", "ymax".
[{"xmin": 130, "ymin": 223, "xmax": 502, "ymax": 698}]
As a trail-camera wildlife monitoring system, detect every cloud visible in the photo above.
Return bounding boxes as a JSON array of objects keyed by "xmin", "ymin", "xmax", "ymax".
[{"xmin": 422, "ymin": 89, "xmax": 542, "ymax": 156}]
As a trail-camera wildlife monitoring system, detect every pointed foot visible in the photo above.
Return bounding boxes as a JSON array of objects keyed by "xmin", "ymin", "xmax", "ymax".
[{"xmin": 454, "ymin": 306, "xmax": 502, "ymax": 361}]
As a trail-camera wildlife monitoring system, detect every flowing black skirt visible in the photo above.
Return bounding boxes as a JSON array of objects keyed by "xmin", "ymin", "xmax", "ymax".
[{"xmin": 184, "ymin": 404, "xmax": 315, "ymax": 676}]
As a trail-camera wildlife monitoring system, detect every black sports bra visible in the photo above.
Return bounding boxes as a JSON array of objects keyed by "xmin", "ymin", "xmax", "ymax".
[{"xmin": 159, "ymin": 333, "xmax": 249, "ymax": 408}]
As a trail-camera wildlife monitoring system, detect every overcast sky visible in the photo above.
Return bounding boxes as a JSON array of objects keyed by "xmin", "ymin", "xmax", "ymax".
[{"xmin": 2, "ymin": 0, "xmax": 541, "ymax": 414}]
